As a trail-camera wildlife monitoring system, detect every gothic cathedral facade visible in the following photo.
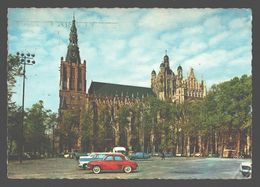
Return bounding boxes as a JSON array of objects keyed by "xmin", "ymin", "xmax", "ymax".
[{"xmin": 58, "ymin": 18, "xmax": 206, "ymax": 153}]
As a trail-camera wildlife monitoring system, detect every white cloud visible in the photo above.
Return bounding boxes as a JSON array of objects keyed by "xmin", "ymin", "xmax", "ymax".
[
  {"xmin": 229, "ymin": 16, "xmax": 251, "ymax": 30},
  {"xmin": 139, "ymin": 8, "xmax": 218, "ymax": 31},
  {"xmin": 203, "ymin": 16, "xmax": 224, "ymax": 35},
  {"xmin": 208, "ymin": 31, "xmax": 230, "ymax": 46}
]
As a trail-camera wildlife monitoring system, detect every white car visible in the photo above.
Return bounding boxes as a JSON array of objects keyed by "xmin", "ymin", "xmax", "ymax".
[
  {"xmin": 78, "ymin": 152, "xmax": 112, "ymax": 169},
  {"xmin": 240, "ymin": 161, "xmax": 252, "ymax": 177}
]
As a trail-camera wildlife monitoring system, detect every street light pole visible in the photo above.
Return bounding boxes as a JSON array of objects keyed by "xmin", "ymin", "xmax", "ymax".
[{"xmin": 17, "ymin": 52, "xmax": 36, "ymax": 164}]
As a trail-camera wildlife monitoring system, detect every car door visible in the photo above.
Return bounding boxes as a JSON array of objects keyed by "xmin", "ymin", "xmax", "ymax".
[
  {"xmin": 102, "ymin": 155, "xmax": 114, "ymax": 170},
  {"xmin": 114, "ymin": 155, "xmax": 124, "ymax": 170}
]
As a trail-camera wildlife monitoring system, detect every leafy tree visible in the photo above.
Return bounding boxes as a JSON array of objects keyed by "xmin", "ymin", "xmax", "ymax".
[
  {"xmin": 57, "ymin": 109, "xmax": 80, "ymax": 152},
  {"xmin": 7, "ymin": 106, "xmax": 22, "ymax": 154},
  {"xmin": 24, "ymin": 100, "xmax": 52, "ymax": 155},
  {"xmin": 7, "ymin": 54, "xmax": 23, "ymax": 155},
  {"xmin": 7, "ymin": 54, "xmax": 22, "ymax": 109},
  {"xmin": 80, "ymin": 106, "xmax": 93, "ymax": 152}
]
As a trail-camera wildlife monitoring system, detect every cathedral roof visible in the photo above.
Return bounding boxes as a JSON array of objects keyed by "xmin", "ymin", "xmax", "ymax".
[{"xmin": 88, "ymin": 81, "xmax": 155, "ymax": 98}]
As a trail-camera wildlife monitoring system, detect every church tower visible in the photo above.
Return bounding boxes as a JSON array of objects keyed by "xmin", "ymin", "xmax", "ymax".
[
  {"xmin": 58, "ymin": 16, "xmax": 87, "ymax": 152},
  {"xmin": 59, "ymin": 16, "xmax": 87, "ymax": 111}
]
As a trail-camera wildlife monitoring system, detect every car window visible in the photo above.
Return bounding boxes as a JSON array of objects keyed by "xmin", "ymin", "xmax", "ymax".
[
  {"xmin": 104, "ymin": 155, "xmax": 114, "ymax": 160},
  {"xmin": 114, "ymin": 156, "xmax": 123, "ymax": 161},
  {"xmin": 96, "ymin": 154, "xmax": 106, "ymax": 159},
  {"xmin": 89, "ymin": 153, "xmax": 96, "ymax": 157}
]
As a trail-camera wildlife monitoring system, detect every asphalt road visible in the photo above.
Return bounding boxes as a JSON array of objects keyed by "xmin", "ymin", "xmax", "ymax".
[{"xmin": 7, "ymin": 157, "xmax": 251, "ymax": 179}]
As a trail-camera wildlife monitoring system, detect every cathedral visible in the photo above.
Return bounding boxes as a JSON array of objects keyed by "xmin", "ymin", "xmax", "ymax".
[
  {"xmin": 58, "ymin": 18, "xmax": 206, "ymax": 153},
  {"xmin": 151, "ymin": 52, "xmax": 207, "ymax": 103}
]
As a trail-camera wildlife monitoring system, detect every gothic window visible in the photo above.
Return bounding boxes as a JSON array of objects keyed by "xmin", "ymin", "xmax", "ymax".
[
  {"xmin": 63, "ymin": 66, "xmax": 67, "ymax": 89},
  {"xmin": 71, "ymin": 67, "xmax": 75, "ymax": 90},
  {"xmin": 78, "ymin": 68, "xmax": 82, "ymax": 91},
  {"xmin": 71, "ymin": 67, "xmax": 75, "ymax": 78}
]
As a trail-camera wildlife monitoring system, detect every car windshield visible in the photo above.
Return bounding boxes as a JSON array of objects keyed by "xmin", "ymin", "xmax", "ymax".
[
  {"xmin": 79, "ymin": 158, "xmax": 90, "ymax": 161},
  {"xmin": 242, "ymin": 166, "xmax": 251, "ymax": 170}
]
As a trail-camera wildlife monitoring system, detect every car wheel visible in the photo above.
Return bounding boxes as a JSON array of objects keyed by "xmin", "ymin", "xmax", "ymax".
[
  {"xmin": 124, "ymin": 166, "xmax": 132, "ymax": 173},
  {"xmin": 242, "ymin": 172, "xmax": 250, "ymax": 177},
  {"xmin": 92, "ymin": 166, "xmax": 101, "ymax": 174}
]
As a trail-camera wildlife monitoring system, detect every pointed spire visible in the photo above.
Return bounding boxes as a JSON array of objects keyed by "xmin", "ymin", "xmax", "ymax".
[
  {"xmin": 189, "ymin": 67, "xmax": 195, "ymax": 78},
  {"xmin": 66, "ymin": 16, "xmax": 81, "ymax": 63}
]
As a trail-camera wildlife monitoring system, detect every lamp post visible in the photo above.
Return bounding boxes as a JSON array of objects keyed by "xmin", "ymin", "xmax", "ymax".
[{"xmin": 16, "ymin": 52, "xmax": 36, "ymax": 163}]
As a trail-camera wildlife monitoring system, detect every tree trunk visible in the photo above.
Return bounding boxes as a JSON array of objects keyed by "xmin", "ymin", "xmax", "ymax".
[
  {"xmin": 198, "ymin": 135, "xmax": 202, "ymax": 155},
  {"xmin": 150, "ymin": 129, "xmax": 155, "ymax": 154},
  {"xmin": 126, "ymin": 113, "xmax": 132, "ymax": 151},
  {"xmin": 186, "ymin": 136, "xmax": 190, "ymax": 157},
  {"xmin": 220, "ymin": 135, "xmax": 225, "ymax": 158},
  {"xmin": 246, "ymin": 129, "xmax": 251, "ymax": 157},
  {"xmin": 183, "ymin": 135, "xmax": 187, "ymax": 156},
  {"xmin": 139, "ymin": 113, "xmax": 145, "ymax": 152},
  {"xmin": 215, "ymin": 132, "xmax": 218, "ymax": 155},
  {"xmin": 205, "ymin": 136, "xmax": 209, "ymax": 156},
  {"xmin": 113, "ymin": 121, "xmax": 120, "ymax": 146},
  {"xmin": 236, "ymin": 129, "xmax": 241, "ymax": 157}
]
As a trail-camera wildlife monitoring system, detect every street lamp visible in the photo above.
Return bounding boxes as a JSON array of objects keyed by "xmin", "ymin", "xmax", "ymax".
[{"xmin": 16, "ymin": 52, "xmax": 36, "ymax": 163}]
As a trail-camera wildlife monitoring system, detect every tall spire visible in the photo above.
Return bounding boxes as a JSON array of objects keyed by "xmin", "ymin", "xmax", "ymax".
[{"xmin": 66, "ymin": 16, "xmax": 81, "ymax": 63}]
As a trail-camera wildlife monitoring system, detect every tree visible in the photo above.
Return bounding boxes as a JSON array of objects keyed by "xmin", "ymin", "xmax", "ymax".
[
  {"xmin": 7, "ymin": 54, "xmax": 23, "ymax": 155},
  {"xmin": 58, "ymin": 109, "xmax": 80, "ymax": 152},
  {"xmin": 7, "ymin": 106, "xmax": 23, "ymax": 155},
  {"xmin": 7, "ymin": 54, "xmax": 22, "ymax": 109},
  {"xmin": 24, "ymin": 100, "xmax": 52, "ymax": 155},
  {"xmin": 80, "ymin": 105, "xmax": 93, "ymax": 152},
  {"xmin": 205, "ymin": 75, "xmax": 252, "ymax": 157}
]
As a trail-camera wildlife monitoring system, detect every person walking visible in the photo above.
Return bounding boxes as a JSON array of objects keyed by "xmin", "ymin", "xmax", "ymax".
[{"xmin": 161, "ymin": 151, "xmax": 165, "ymax": 160}]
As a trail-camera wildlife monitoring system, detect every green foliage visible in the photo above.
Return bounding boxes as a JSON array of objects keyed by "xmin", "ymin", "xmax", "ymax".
[
  {"xmin": 7, "ymin": 54, "xmax": 22, "ymax": 109},
  {"xmin": 58, "ymin": 109, "xmax": 80, "ymax": 151},
  {"xmin": 24, "ymin": 100, "xmax": 56, "ymax": 154}
]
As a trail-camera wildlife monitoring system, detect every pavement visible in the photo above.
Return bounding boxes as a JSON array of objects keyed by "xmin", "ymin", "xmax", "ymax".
[{"xmin": 7, "ymin": 157, "xmax": 252, "ymax": 179}]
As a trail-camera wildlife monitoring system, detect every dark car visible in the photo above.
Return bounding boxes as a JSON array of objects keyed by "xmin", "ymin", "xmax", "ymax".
[
  {"xmin": 240, "ymin": 161, "xmax": 252, "ymax": 177},
  {"xmin": 87, "ymin": 153, "xmax": 138, "ymax": 174},
  {"xmin": 129, "ymin": 152, "xmax": 150, "ymax": 160}
]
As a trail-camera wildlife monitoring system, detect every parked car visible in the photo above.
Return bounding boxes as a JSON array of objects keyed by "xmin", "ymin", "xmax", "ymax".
[
  {"xmin": 112, "ymin": 146, "xmax": 127, "ymax": 155},
  {"xmin": 87, "ymin": 153, "xmax": 138, "ymax": 174},
  {"xmin": 74, "ymin": 152, "xmax": 90, "ymax": 160},
  {"xmin": 240, "ymin": 161, "xmax": 252, "ymax": 177},
  {"xmin": 194, "ymin": 153, "xmax": 201, "ymax": 157},
  {"xmin": 78, "ymin": 152, "xmax": 111, "ymax": 169},
  {"xmin": 129, "ymin": 152, "xmax": 150, "ymax": 160}
]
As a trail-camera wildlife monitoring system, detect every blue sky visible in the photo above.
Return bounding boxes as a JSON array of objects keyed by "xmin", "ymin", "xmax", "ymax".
[{"xmin": 8, "ymin": 8, "xmax": 252, "ymax": 113}]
